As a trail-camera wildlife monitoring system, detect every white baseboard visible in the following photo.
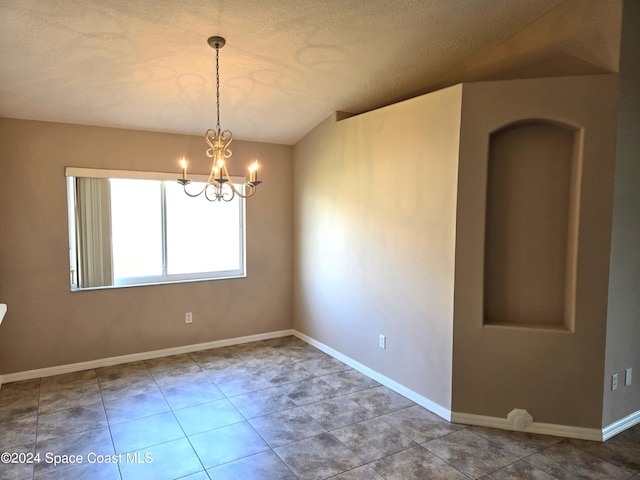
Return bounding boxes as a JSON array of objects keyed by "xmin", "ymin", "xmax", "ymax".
[
  {"xmin": 2, "ymin": 327, "xmax": 637, "ymax": 443},
  {"xmin": 450, "ymin": 411, "xmax": 603, "ymax": 441},
  {"xmin": 0, "ymin": 329, "xmax": 294, "ymax": 386},
  {"xmin": 292, "ymin": 330, "xmax": 452, "ymax": 421},
  {"xmin": 292, "ymin": 331, "xmax": 640, "ymax": 442},
  {"xmin": 602, "ymin": 409, "xmax": 640, "ymax": 441},
  {"xmin": 451, "ymin": 407, "xmax": 640, "ymax": 442}
]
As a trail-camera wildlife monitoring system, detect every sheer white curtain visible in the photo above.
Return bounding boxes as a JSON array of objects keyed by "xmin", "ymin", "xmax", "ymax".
[{"xmin": 75, "ymin": 177, "xmax": 113, "ymax": 288}]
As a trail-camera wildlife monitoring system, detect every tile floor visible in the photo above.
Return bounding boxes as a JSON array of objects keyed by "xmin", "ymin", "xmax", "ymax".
[{"xmin": 1, "ymin": 336, "xmax": 639, "ymax": 480}]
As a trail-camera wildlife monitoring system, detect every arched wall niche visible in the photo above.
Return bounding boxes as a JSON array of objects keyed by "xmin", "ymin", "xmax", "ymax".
[{"xmin": 483, "ymin": 119, "xmax": 582, "ymax": 330}]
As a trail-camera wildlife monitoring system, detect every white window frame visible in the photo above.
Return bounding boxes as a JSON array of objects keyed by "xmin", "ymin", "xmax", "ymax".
[{"xmin": 65, "ymin": 167, "xmax": 247, "ymax": 290}]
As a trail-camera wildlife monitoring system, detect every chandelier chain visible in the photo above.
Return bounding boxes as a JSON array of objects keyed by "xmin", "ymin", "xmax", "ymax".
[{"xmin": 215, "ymin": 45, "xmax": 221, "ymax": 132}]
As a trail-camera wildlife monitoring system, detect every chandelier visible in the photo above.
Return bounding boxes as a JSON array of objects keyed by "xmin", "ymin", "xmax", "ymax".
[{"xmin": 177, "ymin": 36, "xmax": 261, "ymax": 201}]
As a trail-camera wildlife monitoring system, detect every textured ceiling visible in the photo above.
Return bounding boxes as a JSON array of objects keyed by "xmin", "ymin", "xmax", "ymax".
[{"xmin": 0, "ymin": 0, "xmax": 564, "ymax": 145}]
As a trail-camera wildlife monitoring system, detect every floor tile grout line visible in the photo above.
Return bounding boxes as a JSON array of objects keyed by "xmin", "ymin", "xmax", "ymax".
[
  {"xmin": 181, "ymin": 352, "xmax": 303, "ymax": 479},
  {"xmin": 419, "ymin": 425, "xmax": 525, "ymax": 477},
  {"xmin": 107, "ymin": 361, "xmax": 207, "ymax": 479},
  {"xmin": 97, "ymin": 369, "xmax": 124, "ymax": 480},
  {"xmin": 522, "ymin": 438, "xmax": 638, "ymax": 480},
  {"xmin": 519, "ymin": 453, "xmax": 558, "ymax": 479},
  {"xmin": 105, "ymin": 373, "xmax": 204, "ymax": 480},
  {"xmin": 5, "ymin": 337, "xmax": 638, "ymax": 480},
  {"xmin": 31, "ymin": 378, "xmax": 42, "ymax": 480},
  {"xmin": 193, "ymin": 346, "xmax": 387, "ymax": 478},
  {"xmin": 108, "ymin": 348, "xmax": 312, "ymax": 477}
]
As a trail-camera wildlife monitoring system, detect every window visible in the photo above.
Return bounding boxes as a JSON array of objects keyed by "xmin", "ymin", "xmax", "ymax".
[{"xmin": 66, "ymin": 168, "xmax": 246, "ymax": 290}]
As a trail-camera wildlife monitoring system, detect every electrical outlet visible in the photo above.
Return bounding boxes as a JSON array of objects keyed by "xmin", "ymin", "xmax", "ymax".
[
  {"xmin": 612, "ymin": 373, "xmax": 618, "ymax": 391},
  {"xmin": 185, "ymin": 312, "xmax": 193, "ymax": 324},
  {"xmin": 379, "ymin": 335, "xmax": 386, "ymax": 349},
  {"xmin": 626, "ymin": 368, "xmax": 632, "ymax": 386}
]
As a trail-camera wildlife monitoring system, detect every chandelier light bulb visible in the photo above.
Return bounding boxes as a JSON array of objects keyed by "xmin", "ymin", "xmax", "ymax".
[{"xmin": 179, "ymin": 157, "xmax": 187, "ymax": 180}]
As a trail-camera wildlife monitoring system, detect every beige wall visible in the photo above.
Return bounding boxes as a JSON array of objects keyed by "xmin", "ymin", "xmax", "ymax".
[
  {"xmin": 1, "ymin": 0, "xmax": 636, "ymax": 435},
  {"xmin": 604, "ymin": 0, "xmax": 640, "ymax": 426},
  {"xmin": 294, "ymin": 86, "xmax": 463, "ymax": 411},
  {"xmin": 453, "ymin": 75, "xmax": 619, "ymax": 428},
  {"xmin": 0, "ymin": 118, "xmax": 293, "ymax": 375},
  {"xmin": 293, "ymin": 74, "xmax": 622, "ymax": 429}
]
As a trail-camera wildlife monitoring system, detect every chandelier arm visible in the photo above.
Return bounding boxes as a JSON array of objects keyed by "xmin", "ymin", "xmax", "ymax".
[
  {"xmin": 220, "ymin": 162, "xmax": 251, "ymax": 199},
  {"xmin": 182, "ymin": 183, "xmax": 208, "ymax": 198},
  {"xmin": 230, "ymin": 183, "xmax": 257, "ymax": 199},
  {"xmin": 244, "ymin": 185, "xmax": 258, "ymax": 198},
  {"xmin": 236, "ymin": 181, "xmax": 257, "ymax": 198},
  {"xmin": 223, "ymin": 159, "xmax": 258, "ymax": 198}
]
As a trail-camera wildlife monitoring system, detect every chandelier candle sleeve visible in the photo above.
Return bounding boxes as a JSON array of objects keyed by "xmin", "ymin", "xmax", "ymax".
[
  {"xmin": 180, "ymin": 157, "xmax": 187, "ymax": 180},
  {"xmin": 249, "ymin": 161, "xmax": 258, "ymax": 183}
]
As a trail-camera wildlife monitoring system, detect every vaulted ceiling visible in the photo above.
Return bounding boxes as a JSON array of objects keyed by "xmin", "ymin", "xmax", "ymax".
[{"xmin": 0, "ymin": 0, "xmax": 566, "ymax": 144}]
